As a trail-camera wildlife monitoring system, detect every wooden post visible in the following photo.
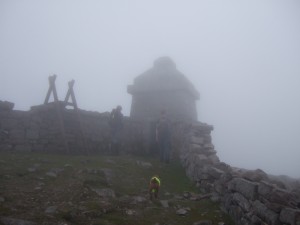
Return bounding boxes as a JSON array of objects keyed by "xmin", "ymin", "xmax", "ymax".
[
  {"xmin": 44, "ymin": 75, "xmax": 70, "ymax": 154},
  {"xmin": 64, "ymin": 80, "xmax": 90, "ymax": 155},
  {"xmin": 44, "ymin": 75, "xmax": 59, "ymax": 104}
]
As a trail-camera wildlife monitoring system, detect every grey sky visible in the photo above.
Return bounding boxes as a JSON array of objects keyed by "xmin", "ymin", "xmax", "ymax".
[{"xmin": 1, "ymin": 0, "xmax": 300, "ymax": 178}]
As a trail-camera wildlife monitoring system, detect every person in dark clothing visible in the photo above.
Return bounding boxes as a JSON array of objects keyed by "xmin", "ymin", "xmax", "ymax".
[
  {"xmin": 109, "ymin": 105, "xmax": 123, "ymax": 155},
  {"xmin": 156, "ymin": 110, "xmax": 171, "ymax": 163}
]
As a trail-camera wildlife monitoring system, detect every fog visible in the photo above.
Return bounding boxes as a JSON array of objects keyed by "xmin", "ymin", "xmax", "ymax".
[{"xmin": 1, "ymin": 1, "xmax": 300, "ymax": 178}]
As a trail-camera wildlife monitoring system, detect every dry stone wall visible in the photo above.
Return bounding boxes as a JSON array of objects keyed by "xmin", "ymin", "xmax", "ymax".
[
  {"xmin": 180, "ymin": 123, "xmax": 300, "ymax": 225},
  {"xmin": 0, "ymin": 101, "xmax": 144, "ymax": 154}
]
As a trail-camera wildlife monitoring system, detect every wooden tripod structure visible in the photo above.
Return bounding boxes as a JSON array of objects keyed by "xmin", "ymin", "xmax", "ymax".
[{"xmin": 44, "ymin": 75, "xmax": 89, "ymax": 155}]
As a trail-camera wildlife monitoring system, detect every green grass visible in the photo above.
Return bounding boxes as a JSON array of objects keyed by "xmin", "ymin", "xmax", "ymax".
[{"xmin": 0, "ymin": 152, "xmax": 235, "ymax": 225}]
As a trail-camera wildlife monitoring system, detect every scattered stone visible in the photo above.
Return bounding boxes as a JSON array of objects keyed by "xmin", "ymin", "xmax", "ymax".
[
  {"xmin": 46, "ymin": 168, "xmax": 64, "ymax": 178},
  {"xmin": 193, "ymin": 220, "xmax": 212, "ymax": 225},
  {"xmin": 125, "ymin": 209, "xmax": 136, "ymax": 216},
  {"xmin": 50, "ymin": 168, "xmax": 64, "ymax": 174},
  {"xmin": 81, "ymin": 159, "xmax": 91, "ymax": 164},
  {"xmin": 160, "ymin": 200, "xmax": 169, "ymax": 208},
  {"xmin": 101, "ymin": 168, "xmax": 114, "ymax": 185},
  {"xmin": 45, "ymin": 206, "xmax": 57, "ymax": 214},
  {"xmin": 174, "ymin": 195, "xmax": 184, "ymax": 200},
  {"xmin": 136, "ymin": 160, "xmax": 152, "ymax": 168},
  {"xmin": 0, "ymin": 217, "xmax": 37, "ymax": 225},
  {"xmin": 64, "ymin": 164, "xmax": 72, "ymax": 167},
  {"xmin": 132, "ymin": 196, "xmax": 147, "ymax": 204},
  {"xmin": 176, "ymin": 208, "xmax": 189, "ymax": 216},
  {"xmin": 27, "ymin": 168, "xmax": 36, "ymax": 172},
  {"xmin": 46, "ymin": 172, "xmax": 57, "ymax": 178},
  {"xmin": 91, "ymin": 188, "xmax": 116, "ymax": 198},
  {"xmin": 119, "ymin": 195, "xmax": 133, "ymax": 207},
  {"xmin": 33, "ymin": 163, "xmax": 40, "ymax": 168},
  {"xmin": 106, "ymin": 159, "xmax": 116, "ymax": 164},
  {"xmin": 183, "ymin": 191, "xmax": 191, "ymax": 199}
]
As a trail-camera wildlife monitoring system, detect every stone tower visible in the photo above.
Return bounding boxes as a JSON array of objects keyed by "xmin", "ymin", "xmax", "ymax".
[{"xmin": 127, "ymin": 57, "xmax": 200, "ymax": 122}]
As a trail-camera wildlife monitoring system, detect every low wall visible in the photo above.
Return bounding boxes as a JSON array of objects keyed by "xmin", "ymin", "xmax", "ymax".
[
  {"xmin": 0, "ymin": 101, "xmax": 145, "ymax": 154},
  {"xmin": 180, "ymin": 124, "xmax": 300, "ymax": 225}
]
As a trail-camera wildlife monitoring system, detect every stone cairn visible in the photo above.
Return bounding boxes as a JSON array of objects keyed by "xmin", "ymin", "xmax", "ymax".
[{"xmin": 180, "ymin": 122, "xmax": 300, "ymax": 225}]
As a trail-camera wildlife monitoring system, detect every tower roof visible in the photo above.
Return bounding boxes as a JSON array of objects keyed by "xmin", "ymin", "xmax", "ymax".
[{"xmin": 127, "ymin": 57, "xmax": 200, "ymax": 99}]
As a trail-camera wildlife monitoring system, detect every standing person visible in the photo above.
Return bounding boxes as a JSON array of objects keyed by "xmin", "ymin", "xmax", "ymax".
[
  {"xmin": 156, "ymin": 110, "xmax": 171, "ymax": 163},
  {"xmin": 149, "ymin": 175, "xmax": 161, "ymax": 200},
  {"xmin": 109, "ymin": 105, "xmax": 123, "ymax": 155}
]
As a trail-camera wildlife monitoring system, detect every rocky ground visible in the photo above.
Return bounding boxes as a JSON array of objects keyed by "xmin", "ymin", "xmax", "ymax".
[{"xmin": 0, "ymin": 152, "xmax": 234, "ymax": 225}]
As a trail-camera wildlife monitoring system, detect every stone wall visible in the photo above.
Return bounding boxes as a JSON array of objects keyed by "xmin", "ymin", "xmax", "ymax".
[
  {"xmin": 180, "ymin": 123, "xmax": 300, "ymax": 225},
  {"xmin": 0, "ymin": 101, "xmax": 145, "ymax": 154},
  {"xmin": 1, "ymin": 100, "xmax": 300, "ymax": 224}
]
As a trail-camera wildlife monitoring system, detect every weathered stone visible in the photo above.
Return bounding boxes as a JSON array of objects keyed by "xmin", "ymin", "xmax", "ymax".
[
  {"xmin": 204, "ymin": 166, "xmax": 224, "ymax": 179},
  {"xmin": 45, "ymin": 206, "xmax": 57, "ymax": 214},
  {"xmin": 14, "ymin": 145, "xmax": 31, "ymax": 152},
  {"xmin": 279, "ymin": 207, "xmax": 300, "ymax": 225},
  {"xmin": 46, "ymin": 172, "xmax": 57, "ymax": 178},
  {"xmin": 227, "ymin": 205, "xmax": 244, "ymax": 224},
  {"xmin": 176, "ymin": 208, "xmax": 189, "ymax": 216},
  {"xmin": 0, "ymin": 144, "xmax": 13, "ymax": 151},
  {"xmin": 207, "ymin": 154, "xmax": 220, "ymax": 164},
  {"xmin": 242, "ymin": 169, "xmax": 269, "ymax": 182},
  {"xmin": 101, "ymin": 168, "xmax": 114, "ymax": 185},
  {"xmin": 0, "ymin": 101, "xmax": 14, "ymax": 111},
  {"xmin": 203, "ymin": 143, "xmax": 214, "ymax": 149},
  {"xmin": 10, "ymin": 129, "xmax": 25, "ymax": 139},
  {"xmin": 0, "ymin": 217, "xmax": 37, "ymax": 225},
  {"xmin": 132, "ymin": 196, "xmax": 147, "ymax": 204},
  {"xmin": 253, "ymin": 200, "xmax": 280, "ymax": 225},
  {"xmin": 258, "ymin": 181, "xmax": 274, "ymax": 197},
  {"xmin": 125, "ymin": 209, "xmax": 136, "ymax": 216},
  {"xmin": 1, "ymin": 118, "xmax": 18, "ymax": 128},
  {"xmin": 190, "ymin": 136, "xmax": 204, "ymax": 145},
  {"xmin": 160, "ymin": 200, "xmax": 169, "ymax": 208},
  {"xmin": 193, "ymin": 220, "xmax": 212, "ymax": 225},
  {"xmin": 190, "ymin": 144, "xmax": 202, "ymax": 152},
  {"xmin": 269, "ymin": 187, "xmax": 295, "ymax": 206},
  {"xmin": 136, "ymin": 160, "xmax": 152, "ymax": 168},
  {"xmin": 26, "ymin": 129, "xmax": 39, "ymax": 139},
  {"xmin": 228, "ymin": 178, "xmax": 258, "ymax": 200},
  {"xmin": 91, "ymin": 188, "xmax": 116, "ymax": 198},
  {"xmin": 232, "ymin": 192, "xmax": 251, "ymax": 212},
  {"xmin": 27, "ymin": 168, "xmax": 36, "ymax": 172}
]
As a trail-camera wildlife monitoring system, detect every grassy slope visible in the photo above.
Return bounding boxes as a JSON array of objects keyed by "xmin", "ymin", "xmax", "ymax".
[{"xmin": 0, "ymin": 152, "xmax": 234, "ymax": 225}]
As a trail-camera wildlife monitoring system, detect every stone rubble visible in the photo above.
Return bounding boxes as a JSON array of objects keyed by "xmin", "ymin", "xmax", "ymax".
[{"xmin": 180, "ymin": 122, "xmax": 300, "ymax": 225}]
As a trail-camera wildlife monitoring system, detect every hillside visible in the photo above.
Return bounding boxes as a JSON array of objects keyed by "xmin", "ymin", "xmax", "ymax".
[{"xmin": 0, "ymin": 152, "xmax": 234, "ymax": 225}]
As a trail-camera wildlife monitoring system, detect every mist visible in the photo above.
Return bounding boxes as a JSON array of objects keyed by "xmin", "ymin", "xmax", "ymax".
[{"xmin": 1, "ymin": 0, "xmax": 299, "ymax": 178}]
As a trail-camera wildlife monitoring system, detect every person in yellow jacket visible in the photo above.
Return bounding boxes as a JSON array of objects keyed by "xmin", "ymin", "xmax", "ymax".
[{"xmin": 149, "ymin": 175, "xmax": 161, "ymax": 200}]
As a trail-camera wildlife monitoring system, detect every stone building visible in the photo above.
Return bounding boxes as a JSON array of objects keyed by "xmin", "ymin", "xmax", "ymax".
[{"xmin": 127, "ymin": 57, "xmax": 200, "ymax": 122}]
